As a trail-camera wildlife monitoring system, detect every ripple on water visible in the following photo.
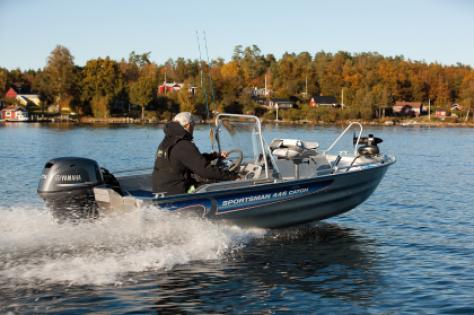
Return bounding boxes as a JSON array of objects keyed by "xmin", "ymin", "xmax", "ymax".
[{"xmin": 1, "ymin": 125, "xmax": 474, "ymax": 314}]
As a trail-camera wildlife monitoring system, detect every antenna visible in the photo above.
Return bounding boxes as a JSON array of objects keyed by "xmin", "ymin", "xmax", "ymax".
[
  {"xmin": 305, "ymin": 74, "xmax": 308, "ymax": 99},
  {"xmin": 196, "ymin": 31, "xmax": 209, "ymax": 121},
  {"xmin": 203, "ymin": 31, "xmax": 215, "ymax": 112}
]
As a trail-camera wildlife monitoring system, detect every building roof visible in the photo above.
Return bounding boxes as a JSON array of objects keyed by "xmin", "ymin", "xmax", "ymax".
[
  {"xmin": 451, "ymin": 103, "xmax": 462, "ymax": 110},
  {"xmin": 313, "ymin": 96, "xmax": 337, "ymax": 104},
  {"xmin": 5, "ymin": 88, "xmax": 18, "ymax": 99},
  {"xmin": 1, "ymin": 105, "xmax": 25, "ymax": 112},
  {"xmin": 394, "ymin": 101, "xmax": 422, "ymax": 108},
  {"xmin": 270, "ymin": 98, "xmax": 294, "ymax": 103},
  {"xmin": 159, "ymin": 82, "xmax": 182, "ymax": 88}
]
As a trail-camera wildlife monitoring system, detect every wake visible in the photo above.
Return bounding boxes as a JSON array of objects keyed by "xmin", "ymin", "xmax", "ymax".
[{"xmin": 0, "ymin": 205, "xmax": 265, "ymax": 286}]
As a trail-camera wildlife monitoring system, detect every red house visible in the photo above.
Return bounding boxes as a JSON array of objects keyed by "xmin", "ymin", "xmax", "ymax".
[
  {"xmin": 4, "ymin": 87, "xmax": 41, "ymax": 106},
  {"xmin": 5, "ymin": 87, "xmax": 18, "ymax": 99},
  {"xmin": 158, "ymin": 82, "xmax": 182, "ymax": 94},
  {"xmin": 158, "ymin": 82, "xmax": 198, "ymax": 95},
  {"xmin": 435, "ymin": 110, "xmax": 447, "ymax": 119},
  {"xmin": 1, "ymin": 105, "xmax": 29, "ymax": 121}
]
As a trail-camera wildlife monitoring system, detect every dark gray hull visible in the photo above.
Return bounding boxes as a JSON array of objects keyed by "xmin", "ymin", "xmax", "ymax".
[{"xmin": 147, "ymin": 161, "xmax": 392, "ymax": 228}]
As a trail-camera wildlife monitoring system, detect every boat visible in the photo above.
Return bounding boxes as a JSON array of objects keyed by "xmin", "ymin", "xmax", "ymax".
[{"xmin": 37, "ymin": 113, "xmax": 395, "ymax": 228}]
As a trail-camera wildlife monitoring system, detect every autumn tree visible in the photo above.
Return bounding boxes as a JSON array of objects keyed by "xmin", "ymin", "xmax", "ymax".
[
  {"xmin": 0, "ymin": 68, "xmax": 7, "ymax": 96},
  {"xmin": 217, "ymin": 60, "xmax": 242, "ymax": 111},
  {"xmin": 43, "ymin": 45, "xmax": 79, "ymax": 112},
  {"xmin": 129, "ymin": 63, "xmax": 158, "ymax": 121},
  {"xmin": 3, "ymin": 45, "xmax": 474, "ymax": 123},
  {"xmin": 459, "ymin": 72, "xmax": 474, "ymax": 120},
  {"xmin": 81, "ymin": 57, "xmax": 125, "ymax": 118}
]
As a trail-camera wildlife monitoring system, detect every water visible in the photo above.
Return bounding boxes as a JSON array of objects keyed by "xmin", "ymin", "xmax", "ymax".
[{"xmin": 1, "ymin": 122, "xmax": 473, "ymax": 314}]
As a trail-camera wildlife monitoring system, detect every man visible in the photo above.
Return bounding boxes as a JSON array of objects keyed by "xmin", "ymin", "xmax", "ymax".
[{"xmin": 152, "ymin": 112, "xmax": 237, "ymax": 195}]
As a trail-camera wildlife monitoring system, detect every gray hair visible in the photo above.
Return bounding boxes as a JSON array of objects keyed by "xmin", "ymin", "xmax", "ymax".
[{"xmin": 173, "ymin": 112, "xmax": 195, "ymax": 127}]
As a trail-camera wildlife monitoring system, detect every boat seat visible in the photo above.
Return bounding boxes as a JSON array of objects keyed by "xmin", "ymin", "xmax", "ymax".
[
  {"xmin": 117, "ymin": 173, "xmax": 152, "ymax": 192},
  {"xmin": 270, "ymin": 139, "xmax": 319, "ymax": 162},
  {"xmin": 240, "ymin": 163, "xmax": 263, "ymax": 180}
]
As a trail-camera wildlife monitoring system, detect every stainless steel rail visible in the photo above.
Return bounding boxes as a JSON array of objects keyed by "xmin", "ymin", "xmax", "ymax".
[{"xmin": 324, "ymin": 122, "xmax": 363, "ymax": 156}]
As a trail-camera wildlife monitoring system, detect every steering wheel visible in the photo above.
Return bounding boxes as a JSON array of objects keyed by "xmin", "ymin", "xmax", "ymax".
[{"xmin": 226, "ymin": 149, "xmax": 244, "ymax": 172}]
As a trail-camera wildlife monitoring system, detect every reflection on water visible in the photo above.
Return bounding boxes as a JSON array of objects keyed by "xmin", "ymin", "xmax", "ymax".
[
  {"xmin": 150, "ymin": 223, "xmax": 378, "ymax": 314},
  {"xmin": 1, "ymin": 123, "xmax": 474, "ymax": 314}
]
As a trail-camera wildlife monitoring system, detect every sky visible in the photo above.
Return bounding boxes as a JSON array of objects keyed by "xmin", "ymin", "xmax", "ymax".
[{"xmin": 1, "ymin": 0, "xmax": 473, "ymax": 70}]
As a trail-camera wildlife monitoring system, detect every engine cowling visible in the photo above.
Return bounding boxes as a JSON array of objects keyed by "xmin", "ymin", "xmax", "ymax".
[
  {"xmin": 354, "ymin": 134, "xmax": 383, "ymax": 157},
  {"xmin": 37, "ymin": 157, "xmax": 104, "ymax": 221}
]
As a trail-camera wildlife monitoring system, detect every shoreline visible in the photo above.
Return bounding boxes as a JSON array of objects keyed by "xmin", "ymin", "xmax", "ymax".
[
  {"xmin": 78, "ymin": 117, "xmax": 474, "ymax": 128},
  {"xmin": 2, "ymin": 117, "xmax": 473, "ymax": 128}
]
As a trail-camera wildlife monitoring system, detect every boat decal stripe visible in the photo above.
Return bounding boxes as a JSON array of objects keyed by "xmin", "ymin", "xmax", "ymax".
[
  {"xmin": 215, "ymin": 180, "xmax": 332, "ymax": 214},
  {"xmin": 157, "ymin": 199, "xmax": 212, "ymax": 212}
]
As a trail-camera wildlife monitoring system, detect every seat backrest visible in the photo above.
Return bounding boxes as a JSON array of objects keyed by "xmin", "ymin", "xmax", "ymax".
[
  {"xmin": 270, "ymin": 139, "xmax": 319, "ymax": 151},
  {"xmin": 240, "ymin": 163, "xmax": 263, "ymax": 180},
  {"xmin": 270, "ymin": 138, "xmax": 318, "ymax": 161}
]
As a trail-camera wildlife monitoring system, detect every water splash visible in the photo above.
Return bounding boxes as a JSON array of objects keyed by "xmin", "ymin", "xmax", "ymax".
[{"xmin": 0, "ymin": 205, "xmax": 265, "ymax": 286}]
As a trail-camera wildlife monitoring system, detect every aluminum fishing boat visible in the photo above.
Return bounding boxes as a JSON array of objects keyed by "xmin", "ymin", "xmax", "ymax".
[{"xmin": 38, "ymin": 113, "xmax": 395, "ymax": 228}]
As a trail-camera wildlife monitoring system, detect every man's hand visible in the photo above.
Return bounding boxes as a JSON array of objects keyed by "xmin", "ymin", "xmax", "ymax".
[{"xmin": 219, "ymin": 151, "xmax": 230, "ymax": 159}]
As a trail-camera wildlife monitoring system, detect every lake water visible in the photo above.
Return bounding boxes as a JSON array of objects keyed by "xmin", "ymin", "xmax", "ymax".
[{"xmin": 0, "ymin": 122, "xmax": 473, "ymax": 314}]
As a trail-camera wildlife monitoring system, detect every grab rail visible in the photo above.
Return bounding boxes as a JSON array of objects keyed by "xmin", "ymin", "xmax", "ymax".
[
  {"xmin": 335, "ymin": 161, "xmax": 379, "ymax": 172},
  {"xmin": 112, "ymin": 167, "xmax": 152, "ymax": 175},
  {"xmin": 332, "ymin": 154, "xmax": 395, "ymax": 174},
  {"xmin": 325, "ymin": 122, "xmax": 363, "ymax": 156}
]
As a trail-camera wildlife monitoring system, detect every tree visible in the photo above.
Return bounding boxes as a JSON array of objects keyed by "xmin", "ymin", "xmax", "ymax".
[
  {"xmin": 0, "ymin": 68, "xmax": 8, "ymax": 96},
  {"xmin": 32, "ymin": 70, "xmax": 54, "ymax": 112},
  {"xmin": 43, "ymin": 45, "xmax": 78, "ymax": 112},
  {"xmin": 459, "ymin": 72, "xmax": 474, "ymax": 121},
  {"xmin": 240, "ymin": 45, "xmax": 267, "ymax": 86},
  {"xmin": 176, "ymin": 82, "xmax": 195, "ymax": 113},
  {"xmin": 81, "ymin": 57, "xmax": 125, "ymax": 118},
  {"xmin": 232, "ymin": 45, "xmax": 244, "ymax": 61},
  {"xmin": 128, "ymin": 51, "xmax": 151, "ymax": 67},
  {"xmin": 218, "ymin": 61, "xmax": 242, "ymax": 101},
  {"xmin": 129, "ymin": 64, "xmax": 158, "ymax": 121}
]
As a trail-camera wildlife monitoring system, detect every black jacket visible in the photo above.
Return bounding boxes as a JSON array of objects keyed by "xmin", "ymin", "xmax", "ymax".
[{"xmin": 152, "ymin": 122, "xmax": 235, "ymax": 195}]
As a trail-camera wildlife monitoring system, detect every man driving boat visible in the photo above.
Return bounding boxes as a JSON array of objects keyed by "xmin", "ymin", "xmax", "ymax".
[{"xmin": 152, "ymin": 112, "xmax": 237, "ymax": 195}]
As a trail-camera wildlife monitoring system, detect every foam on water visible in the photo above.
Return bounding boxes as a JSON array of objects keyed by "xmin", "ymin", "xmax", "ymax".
[{"xmin": 0, "ymin": 205, "xmax": 266, "ymax": 286}]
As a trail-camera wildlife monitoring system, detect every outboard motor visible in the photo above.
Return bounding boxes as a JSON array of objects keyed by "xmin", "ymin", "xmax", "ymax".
[
  {"xmin": 37, "ymin": 157, "xmax": 104, "ymax": 221},
  {"xmin": 354, "ymin": 134, "xmax": 383, "ymax": 157}
]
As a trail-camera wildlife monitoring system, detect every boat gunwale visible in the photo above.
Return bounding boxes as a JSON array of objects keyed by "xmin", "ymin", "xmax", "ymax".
[{"xmin": 132, "ymin": 155, "xmax": 396, "ymax": 203}]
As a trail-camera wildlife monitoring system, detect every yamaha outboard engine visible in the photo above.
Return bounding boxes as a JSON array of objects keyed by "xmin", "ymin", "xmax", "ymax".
[
  {"xmin": 354, "ymin": 134, "xmax": 383, "ymax": 157},
  {"xmin": 37, "ymin": 157, "xmax": 104, "ymax": 221}
]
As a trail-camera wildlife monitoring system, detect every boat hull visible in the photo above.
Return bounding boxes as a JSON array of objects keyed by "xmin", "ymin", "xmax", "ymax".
[{"xmin": 145, "ymin": 161, "xmax": 392, "ymax": 228}]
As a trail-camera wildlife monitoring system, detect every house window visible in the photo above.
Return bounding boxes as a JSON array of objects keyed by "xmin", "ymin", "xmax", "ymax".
[{"xmin": 6, "ymin": 111, "xmax": 11, "ymax": 117}]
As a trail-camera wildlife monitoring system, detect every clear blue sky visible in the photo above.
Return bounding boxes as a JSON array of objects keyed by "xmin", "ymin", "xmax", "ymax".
[{"xmin": 1, "ymin": 0, "xmax": 473, "ymax": 70}]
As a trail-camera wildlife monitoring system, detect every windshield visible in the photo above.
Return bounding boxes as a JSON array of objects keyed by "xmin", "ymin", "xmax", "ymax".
[
  {"xmin": 214, "ymin": 114, "xmax": 278, "ymax": 179},
  {"xmin": 216, "ymin": 117, "xmax": 262, "ymax": 163}
]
